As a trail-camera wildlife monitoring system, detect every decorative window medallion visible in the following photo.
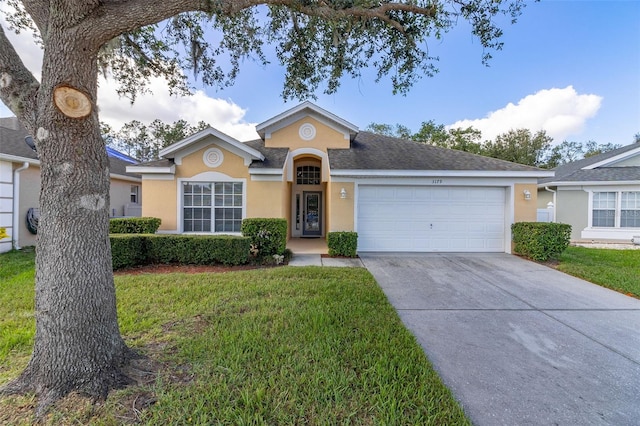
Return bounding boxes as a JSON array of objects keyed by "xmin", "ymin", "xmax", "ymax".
[
  {"xmin": 203, "ymin": 148, "xmax": 223, "ymax": 168},
  {"xmin": 299, "ymin": 123, "xmax": 316, "ymax": 141}
]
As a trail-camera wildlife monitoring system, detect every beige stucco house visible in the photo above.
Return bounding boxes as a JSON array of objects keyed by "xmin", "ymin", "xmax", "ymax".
[
  {"xmin": 0, "ymin": 117, "xmax": 142, "ymax": 253},
  {"xmin": 538, "ymin": 142, "xmax": 640, "ymax": 242},
  {"xmin": 128, "ymin": 102, "xmax": 552, "ymax": 253}
]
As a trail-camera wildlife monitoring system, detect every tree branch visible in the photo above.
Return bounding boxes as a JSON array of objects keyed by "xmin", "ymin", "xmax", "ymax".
[
  {"xmin": 21, "ymin": 0, "xmax": 51, "ymax": 38},
  {"xmin": 0, "ymin": 24, "xmax": 40, "ymax": 128},
  {"xmin": 84, "ymin": 0, "xmax": 438, "ymax": 48}
]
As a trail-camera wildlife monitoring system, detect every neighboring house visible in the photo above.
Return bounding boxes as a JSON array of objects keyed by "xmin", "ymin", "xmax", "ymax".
[
  {"xmin": 0, "ymin": 117, "xmax": 142, "ymax": 253},
  {"xmin": 538, "ymin": 143, "xmax": 640, "ymax": 242},
  {"xmin": 128, "ymin": 102, "xmax": 552, "ymax": 253}
]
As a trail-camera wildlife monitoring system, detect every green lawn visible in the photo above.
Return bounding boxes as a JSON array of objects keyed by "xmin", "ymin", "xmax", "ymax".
[
  {"xmin": 0, "ymin": 250, "xmax": 469, "ymax": 425},
  {"xmin": 556, "ymin": 246, "xmax": 640, "ymax": 298}
]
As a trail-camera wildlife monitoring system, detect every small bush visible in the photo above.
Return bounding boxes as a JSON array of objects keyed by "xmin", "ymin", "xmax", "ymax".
[
  {"xmin": 512, "ymin": 222, "xmax": 571, "ymax": 261},
  {"xmin": 241, "ymin": 218, "xmax": 287, "ymax": 257},
  {"xmin": 110, "ymin": 217, "xmax": 161, "ymax": 234},
  {"xmin": 327, "ymin": 232, "xmax": 358, "ymax": 257},
  {"xmin": 109, "ymin": 234, "xmax": 250, "ymax": 269}
]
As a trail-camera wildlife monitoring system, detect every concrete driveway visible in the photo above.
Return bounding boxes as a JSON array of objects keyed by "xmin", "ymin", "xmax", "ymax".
[{"xmin": 360, "ymin": 253, "xmax": 640, "ymax": 426}]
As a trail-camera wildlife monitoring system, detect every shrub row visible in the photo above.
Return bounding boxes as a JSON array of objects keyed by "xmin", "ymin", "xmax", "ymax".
[
  {"xmin": 109, "ymin": 217, "xmax": 161, "ymax": 234},
  {"xmin": 241, "ymin": 218, "xmax": 287, "ymax": 257},
  {"xmin": 327, "ymin": 232, "xmax": 358, "ymax": 257},
  {"xmin": 111, "ymin": 234, "xmax": 250, "ymax": 270},
  {"xmin": 512, "ymin": 222, "xmax": 571, "ymax": 262}
]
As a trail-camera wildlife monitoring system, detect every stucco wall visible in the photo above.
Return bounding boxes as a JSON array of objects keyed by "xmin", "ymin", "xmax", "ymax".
[
  {"xmin": 556, "ymin": 189, "xmax": 588, "ymax": 240},
  {"xmin": 265, "ymin": 117, "xmax": 349, "ymax": 150},
  {"xmin": 141, "ymin": 179, "xmax": 178, "ymax": 231},
  {"xmin": 246, "ymin": 180, "xmax": 285, "ymax": 218},
  {"xmin": 328, "ymin": 182, "xmax": 354, "ymax": 232},
  {"xmin": 109, "ymin": 178, "xmax": 141, "ymax": 217},
  {"xmin": 177, "ymin": 144, "xmax": 250, "ymax": 179},
  {"xmin": 514, "ymin": 183, "xmax": 538, "ymax": 223}
]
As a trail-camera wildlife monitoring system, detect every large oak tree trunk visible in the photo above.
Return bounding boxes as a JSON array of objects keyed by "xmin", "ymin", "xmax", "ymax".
[{"xmin": 1, "ymin": 18, "xmax": 134, "ymax": 413}]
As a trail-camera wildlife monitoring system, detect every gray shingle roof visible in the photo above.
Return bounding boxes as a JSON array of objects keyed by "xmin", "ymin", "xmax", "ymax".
[
  {"xmin": 245, "ymin": 139, "xmax": 289, "ymax": 169},
  {"xmin": 0, "ymin": 117, "xmax": 140, "ymax": 179},
  {"xmin": 0, "ymin": 122, "xmax": 38, "ymax": 161},
  {"xmin": 540, "ymin": 143, "xmax": 640, "ymax": 184},
  {"xmin": 327, "ymin": 132, "xmax": 543, "ymax": 172}
]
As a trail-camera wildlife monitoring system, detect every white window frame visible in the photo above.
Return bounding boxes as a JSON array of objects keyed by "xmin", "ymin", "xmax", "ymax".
[
  {"xmin": 583, "ymin": 187, "xmax": 640, "ymax": 240},
  {"xmin": 177, "ymin": 172, "xmax": 246, "ymax": 235},
  {"xmin": 130, "ymin": 185, "xmax": 140, "ymax": 204}
]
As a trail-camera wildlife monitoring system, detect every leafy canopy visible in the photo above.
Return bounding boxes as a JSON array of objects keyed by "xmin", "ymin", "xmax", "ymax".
[{"xmin": 2, "ymin": 0, "xmax": 528, "ymax": 104}]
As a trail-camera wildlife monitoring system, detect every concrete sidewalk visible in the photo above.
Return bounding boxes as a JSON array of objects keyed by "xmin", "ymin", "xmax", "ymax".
[{"xmin": 287, "ymin": 254, "xmax": 363, "ymax": 267}]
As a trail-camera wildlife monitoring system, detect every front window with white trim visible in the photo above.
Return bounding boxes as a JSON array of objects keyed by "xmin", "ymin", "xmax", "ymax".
[
  {"xmin": 183, "ymin": 181, "xmax": 243, "ymax": 232},
  {"xmin": 621, "ymin": 192, "xmax": 640, "ymax": 228},
  {"xmin": 592, "ymin": 192, "xmax": 616, "ymax": 227},
  {"xmin": 590, "ymin": 191, "xmax": 640, "ymax": 229}
]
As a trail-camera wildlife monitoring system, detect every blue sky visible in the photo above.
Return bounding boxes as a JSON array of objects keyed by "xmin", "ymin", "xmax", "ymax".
[{"xmin": 1, "ymin": 0, "xmax": 639, "ymax": 145}]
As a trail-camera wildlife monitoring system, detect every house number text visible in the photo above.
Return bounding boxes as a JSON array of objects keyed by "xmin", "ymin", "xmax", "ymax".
[{"xmin": 432, "ymin": 179, "xmax": 443, "ymax": 184}]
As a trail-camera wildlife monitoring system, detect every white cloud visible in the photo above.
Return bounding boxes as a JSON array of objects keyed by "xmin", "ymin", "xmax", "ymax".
[
  {"xmin": 97, "ymin": 77, "xmax": 259, "ymax": 141},
  {"xmin": 448, "ymin": 86, "xmax": 602, "ymax": 142},
  {"xmin": 0, "ymin": 8, "xmax": 259, "ymax": 141}
]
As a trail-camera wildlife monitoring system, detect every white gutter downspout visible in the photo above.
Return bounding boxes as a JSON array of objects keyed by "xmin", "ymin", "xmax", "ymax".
[
  {"xmin": 13, "ymin": 162, "xmax": 29, "ymax": 250},
  {"xmin": 544, "ymin": 186, "xmax": 556, "ymax": 222}
]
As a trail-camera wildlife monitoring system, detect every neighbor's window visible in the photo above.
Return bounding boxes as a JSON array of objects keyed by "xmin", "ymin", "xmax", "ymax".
[
  {"xmin": 130, "ymin": 185, "xmax": 139, "ymax": 204},
  {"xmin": 621, "ymin": 192, "xmax": 640, "ymax": 228},
  {"xmin": 592, "ymin": 192, "xmax": 616, "ymax": 227},
  {"xmin": 183, "ymin": 182, "xmax": 243, "ymax": 233},
  {"xmin": 296, "ymin": 165, "xmax": 320, "ymax": 185}
]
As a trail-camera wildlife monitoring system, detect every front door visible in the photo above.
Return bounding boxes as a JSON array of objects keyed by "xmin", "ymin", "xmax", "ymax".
[{"xmin": 303, "ymin": 191, "xmax": 322, "ymax": 237}]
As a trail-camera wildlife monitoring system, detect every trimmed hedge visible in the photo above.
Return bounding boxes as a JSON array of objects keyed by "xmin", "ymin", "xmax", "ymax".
[
  {"xmin": 512, "ymin": 222, "xmax": 571, "ymax": 261},
  {"xmin": 241, "ymin": 218, "xmax": 287, "ymax": 257},
  {"xmin": 109, "ymin": 234, "xmax": 250, "ymax": 270},
  {"xmin": 111, "ymin": 234, "xmax": 147, "ymax": 270},
  {"xmin": 110, "ymin": 217, "xmax": 161, "ymax": 234},
  {"xmin": 327, "ymin": 232, "xmax": 358, "ymax": 257}
]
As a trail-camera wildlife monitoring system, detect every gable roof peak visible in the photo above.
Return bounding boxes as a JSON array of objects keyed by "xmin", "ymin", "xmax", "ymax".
[{"xmin": 255, "ymin": 101, "xmax": 358, "ymax": 141}]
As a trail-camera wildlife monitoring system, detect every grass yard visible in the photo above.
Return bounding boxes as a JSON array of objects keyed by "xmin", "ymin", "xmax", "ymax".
[
  {"xmin": 0, "ymin": 250, "xmax": 469, "ymax": 425},
  {"xmin": 556, "ymin": 246, "xmax": 640, "ymax": 298}
]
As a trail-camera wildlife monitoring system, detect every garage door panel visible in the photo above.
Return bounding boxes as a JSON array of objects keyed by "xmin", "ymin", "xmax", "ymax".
[{"xmin": 357, "ymin": 186, "xmax": 506, "ymax": 252}]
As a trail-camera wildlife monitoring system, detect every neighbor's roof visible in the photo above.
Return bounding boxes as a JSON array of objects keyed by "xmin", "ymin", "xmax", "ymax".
[
  {"xmin": 540, "ymin": 142, "xmax": 640, "ymax": 185},
  {"xmin": 0, "ymin": 117, "xmax": 140, "ymax": 180}
]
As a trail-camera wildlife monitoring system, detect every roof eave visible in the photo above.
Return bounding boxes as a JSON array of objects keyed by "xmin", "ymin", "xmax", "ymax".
[
  {"xmin": 126, "ymin": 165, "xmax": 176, "ymax": 174},
  {"xmin": 330, "ymin": 169, "xmax": 554, "ymax": 178}
]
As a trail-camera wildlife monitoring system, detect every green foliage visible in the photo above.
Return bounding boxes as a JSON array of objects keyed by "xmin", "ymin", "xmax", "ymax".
[
  {"xmin": 557, "ymin": 247, "xmax": 640, "ymax": 298},
  {"xmin": 482, "ymin": 129, "xmax": 552, "ymax": 167},
  {"xmin": 109, "ymin": 234, "xmax": 250, "ymax": 269},
  {"xmin": 327, "ymin": 231, "xmax": 358, "ymax": 257},
  {"xmin": 512, "ymin": 222, "xmax": 571, "ymax": 261},
  {"xmin": 109, "ymin": 217, "xmax": 161, "ymax": 234},
  {"xmin": 241, "ymin": 218, "xmax": 287, "ymax": 257},
  {"xmin": 103, "ymin": 119, "xmax": 211, "ymax": 161},
  {"xmin": 110, "ymin": 234, "xmax": 148, "ymax": 270}
]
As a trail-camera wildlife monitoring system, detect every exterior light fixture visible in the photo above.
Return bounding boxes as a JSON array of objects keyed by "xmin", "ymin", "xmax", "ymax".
[
  {"xmin": 340, "ymin": 188, "xmax": 347, "ymax": 199},
  {"xmin": 523, "ymin": 189, "xmax": 531, "ymax": 200}
]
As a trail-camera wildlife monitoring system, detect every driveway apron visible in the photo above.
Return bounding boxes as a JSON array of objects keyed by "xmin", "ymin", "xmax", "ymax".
[{"xmin": 360, "ymin": 253, "xmax": 640, "ymax": 426}]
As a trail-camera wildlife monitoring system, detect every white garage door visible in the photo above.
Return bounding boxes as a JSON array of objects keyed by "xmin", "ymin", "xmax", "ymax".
[{"xmin": 357, "ymin": 186, "xmax": 506, "ymax": 252}]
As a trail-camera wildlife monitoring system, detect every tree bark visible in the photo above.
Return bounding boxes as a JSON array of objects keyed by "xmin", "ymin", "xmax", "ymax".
[{"xmin": 0, "ymin": 14, "xmax": 135, "ymax": 415}]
